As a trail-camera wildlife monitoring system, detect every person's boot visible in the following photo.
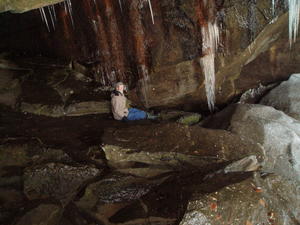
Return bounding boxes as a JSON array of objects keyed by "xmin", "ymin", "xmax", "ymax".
[{"xmin": 147, "ymin": 112, "xmax": 158, "ymax": 120}]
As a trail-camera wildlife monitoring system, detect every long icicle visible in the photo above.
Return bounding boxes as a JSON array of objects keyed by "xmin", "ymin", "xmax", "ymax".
[
  {"xmin": 40, "ymin": 7, "xmax": 50, "ymax": 32},
  {"xmin": 147, "ymin": 0, "xmax": 155, "ymax": 24},
  {"xmin": 288, "ymin": 0, "xmax": 300, "ymax": 46},
  {"xmin": 200, "ymin": 22, "xmax": 219, "ymax": 112},
  {"xmin": 47, "ymin": 6, "xmax": 55, "ymax": 30},
  {"xmin": 39, "ymin": 8, "xmax": 45, "ymax": 22},
  {"xmin": 67, "ymin": 0, "xmax": 75, "ymax": 28},
  {"xmin": 51, "ymin": 5, "xmax": 57, "ymax": 22}
]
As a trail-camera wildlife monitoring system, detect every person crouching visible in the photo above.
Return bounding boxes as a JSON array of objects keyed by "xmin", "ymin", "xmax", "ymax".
[{"xmin": 111, "ymin": 82, "xmax": 157, "ymax": 121}]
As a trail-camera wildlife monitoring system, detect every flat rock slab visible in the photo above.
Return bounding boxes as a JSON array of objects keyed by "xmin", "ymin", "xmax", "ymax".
[
  {"xmin": 21, "ymin": 101, "xmax": 111, "ymax": 117},
  {"xmin": 102, "ymin": 123, "xmax": 264, "ymax": 162},
  {"xmin": 24, "ymin": 163, "xmax": 101, "ymax": 205}
]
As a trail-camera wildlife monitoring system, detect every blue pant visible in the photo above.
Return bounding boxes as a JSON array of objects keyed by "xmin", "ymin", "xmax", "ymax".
[{"xmin": 126, "ymin": 108, "xmax": 147, "ymax": 121}]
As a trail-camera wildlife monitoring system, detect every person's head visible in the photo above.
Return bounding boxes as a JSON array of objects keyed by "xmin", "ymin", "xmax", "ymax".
[{"xmin": 115, "ymin": 82, "xmax": 125, "ymax": 93}]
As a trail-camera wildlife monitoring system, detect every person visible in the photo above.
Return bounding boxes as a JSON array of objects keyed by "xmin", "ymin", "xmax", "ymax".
[{"xmin": 111, "ymin": 82, "xmax": 157, "ymax": 121}]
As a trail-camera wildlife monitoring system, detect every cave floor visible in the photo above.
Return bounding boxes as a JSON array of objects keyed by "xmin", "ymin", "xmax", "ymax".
[{"xmin": 0, "ymin": 106, "xmax": 254, "ymax": 225}]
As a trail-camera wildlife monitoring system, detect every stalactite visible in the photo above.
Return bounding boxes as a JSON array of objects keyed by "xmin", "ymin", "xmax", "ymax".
[
  {"xmin": 197, "ymin": 0, "xmax": 219, "ymax": 112},
  {"xmin": 67, "ymin": 0, "xmax": 74, "ymax": 28},
  {"xmin": 200, "ymin": 21, "xmax": 219, "ymax": 112},
  {"xmin": 288, "ymin": 0, "xmax": 300, "ymax": 46},
  {"xmin": 118, "ymin": 0, "xmax": 123, "ymax": 13},
  {"xmin": 47, "ymin": 6, "xmax": 56, "ymax": 30},
  {"xmin": 147, "ymin": 0, "xmax": 155, "ymax": 24},
  {"xmin": 39, "ymin": 7, "xmax": 50, "ymax": 32}
]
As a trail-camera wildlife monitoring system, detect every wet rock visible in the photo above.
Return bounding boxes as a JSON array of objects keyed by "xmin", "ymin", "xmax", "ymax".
[
  {"xmin": 15, "ymin": 204, "xmax": 62, "ymax": 225},
  {"xmin": 102, "ymin": 123, "xmax": 264, "ymax": 163},
  {"xmin": 0, "ymin": 188, "xmax": 24, "ymax": 208},
  {"xmin": 0, "ymin": 69, "xmax": 21, "ymax": 108},
  {"xmin": 159, "ymin": 110, "xmax": 193, "ymax": 121},
  {"xmin": 179, "ymin": 173, "xmax": 300, "ymax": 225},
  {"xmin": 102, "ymin": 145, "xmax": 218, "ymax": 175},
  {"xmin": 77, "ymin": 172, "xmax": 170, "ymax": 207},
  {"xmin": 20, "ymin": 103, "xmax": 65, "ymax": 117},
  {"xmin": 238, "ymin": 83, "xmax": 278, "ymax": 104},
  {"xmin": 260, "ymin": 74, "xmax": 300, "ymax": 120},
  {"xmin": 0, "ymin": 176, "xmax": 23, "ymax": 189},
  {"xmin": 0, "ymin": 142, "xmax": 72, "ymax": 176},
  {"xmin": 223, "ymin": 155, "xmax": 260, "ymax": 173},
  {"xmin": 46, "ymin": 69, "xmax": 92, "ymax": 103},
  {"xmin": 72, "ymin": 61, "xmax": 88, "ymax": 76},
  {"xmin": 24, "ymin": 163, "xmax": 101, "ymax": 205},
  {"xmin": 65, "ymin": 101, "xmax": 111, "ymax": 116},
  {"xmin": 177, "ymin": 113, "xmax": 202, "ymax": 126},
  {"xmin": 21, "ymin": 101, "xmax": 110, "ymax": 117}
]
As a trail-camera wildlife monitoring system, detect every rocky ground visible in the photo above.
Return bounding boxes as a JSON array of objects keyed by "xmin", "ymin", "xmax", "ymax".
[{"xmin": 1, "ymin": 55, "xmax": 300, "ymax": 225}]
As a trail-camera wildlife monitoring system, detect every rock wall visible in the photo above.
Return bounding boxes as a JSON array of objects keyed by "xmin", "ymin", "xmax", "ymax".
[{"xmin": 0, "ymin": 0, "xmax": 299, "ymax": 110}]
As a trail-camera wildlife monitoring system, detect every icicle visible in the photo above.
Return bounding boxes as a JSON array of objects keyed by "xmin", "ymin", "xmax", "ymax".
[
  {"xmin": 288, "ymin": 0, "xmax": 300, "ymax": 46},
  {"xmin": 118, "ymin": 0, "xmax": 123, "ymax": 13},
  {"xmin": 47, "ymin": 6, "xmax": 55, "ymax": 30},
  {"xmin": 40, "ymin": 7, "xmax": 50, "ymax": 32},
  {"xmin": 64, "ymin": 1, "xmax": 68, "ymax": 11},
  {"xmin": 51, "ymin": 5, "xmax": 57, "ymax": 22},
  {"xmin": 68, "ymin": 0, "xmax": 75, "ymax": 28},
  {"xmin": 200, "ymin": 22, "xmax": 219, "ymax": 112},
  {"xmin": 147, "ymin": 0, "xmax": 155, "ymax": 24},
  {"xmin": 272, "ymin": 0, "xmax": 275, "ymax": 16},
  {"xmin": 200, "ymin": 54, "xmax": 216, "ymax": 112},
  {"xmin": 39, "ymin": 8, "xmax": 45, "ymax": 22}
]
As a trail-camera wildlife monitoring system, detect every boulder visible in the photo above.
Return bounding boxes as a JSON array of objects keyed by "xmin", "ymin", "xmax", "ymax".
[
  {"xmin": 204, "ymin": 104, "xmax": 300, "ymax": 183},
  {"xmin": 260, "ymin": 74, "xmax": 300, "ymax": 120},
  {"xmin": 179, "ymin": 173, "xmax": 300, "ymax": 225},
  {"xmin": 15, "ymin": 204, "xmax": 62, "ymax": 225},
  {"xmin": 24, "ymin": 163, "xmax": 101, "ymax": 205},
  {"xmin": 229, "ymin": 104, "xmax": 300, "ymax": 183},
  {"xmin": 238, "ymin": 83, "xmax": 278, "ymax": 104}
]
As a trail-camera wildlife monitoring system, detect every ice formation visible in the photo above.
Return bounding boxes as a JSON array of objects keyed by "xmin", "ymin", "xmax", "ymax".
[
  {"xmin": 200, "ymin": 22, "xmax": 220, "ymax": 112},
  {"xmin": 288, "ymin": 0, "xmax": 300, "ymax": 46},
  {"xmin": 118, "ymin": 0, "xmax": 123, "ymax": 13},
  {"xmin": 148, "ymin": 0, "xmax": 155, "ymax": 24},
  {"xmin": 272, "ymin": 0, "xmax": 276, "ymax": 15}
]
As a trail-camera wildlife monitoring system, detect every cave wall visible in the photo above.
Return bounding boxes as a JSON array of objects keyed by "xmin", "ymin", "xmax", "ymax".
[{"xmin": 1, "ymin": 0, "xmax": 299, "ymax": 111}]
